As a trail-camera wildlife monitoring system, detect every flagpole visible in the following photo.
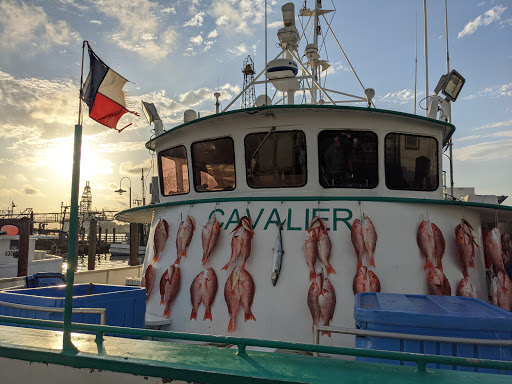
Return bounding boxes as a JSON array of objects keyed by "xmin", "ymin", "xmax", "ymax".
[{"xmin": 62, "ymin": 40, "xmax": 87, "ymax": 354}]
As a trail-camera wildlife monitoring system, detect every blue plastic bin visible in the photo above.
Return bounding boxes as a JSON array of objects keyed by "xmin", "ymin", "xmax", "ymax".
[
  {"xmin": 25, "ymin": 272, "xmax": 66, "ymax": 288},
  {"xmin": 0, "ymin": 284, "xmax": 145, "ymax": 329},
  {"xmin": 354, "ymin": 293, "xmax": 512, "ymax": 374}
]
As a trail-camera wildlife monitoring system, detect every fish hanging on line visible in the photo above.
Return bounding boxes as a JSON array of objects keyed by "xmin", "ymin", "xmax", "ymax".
[
  {"xmin": 175, "ymin": 215, "xmax": 195, "ymax": 265},
  {"xmin": 271, "ymin": 220, "xmax": 285, "ymax": 286},
  {"xmin": 201, "ymin": 214, "xmax": 221, "ymax": 266},
  {"xmin": 153, "ymin": 218, "xmax": 169, "ymax": 263}
]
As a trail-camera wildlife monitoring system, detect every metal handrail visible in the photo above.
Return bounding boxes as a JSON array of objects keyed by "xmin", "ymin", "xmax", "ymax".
[
  {"xmin": 0, "ymin": 302, "xmax": 106, "ymax": 325},
  {"xmin": 313, "ymin": 325, "xmax": 512, "ymax": 357},
  {"xmin": 0, "ymin": 314, "xmax": 511, "ymax": 373}
]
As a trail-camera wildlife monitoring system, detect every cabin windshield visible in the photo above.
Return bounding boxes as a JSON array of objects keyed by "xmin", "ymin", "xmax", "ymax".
[
  {"xmin": 192, "ymin": 137, "xmax": 236, "ymax": 192},
  {"xmin": 244, "ymin": 130, "xmax": 307, "ymax": 188},
  {"xmin": 385, "ymin": 133, "xmax": 439, "ymax": 191},
  {"xmin": 318, "ymin": 130, "xmax": 378, "ymax": 189},
  {"xmin": 158, "ymin": 146, "xmax": 189, "ymax": 196}
]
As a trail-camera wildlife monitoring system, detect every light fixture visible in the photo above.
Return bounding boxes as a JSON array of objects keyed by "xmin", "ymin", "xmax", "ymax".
[
  {"xmin": 115, "ymin": 188, "xmax": 126, "ymax": 195},
  {"xmin": 434, "ymin": 69, "xmax": 466, "ymax": 102},
  {"xmin": 141, "ymin": 100, "xmax": 160, "ymax": 125}
]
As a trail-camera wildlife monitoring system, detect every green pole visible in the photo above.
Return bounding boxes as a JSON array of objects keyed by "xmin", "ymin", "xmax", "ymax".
[{"xmin": 62, "ymin": 123, "xmax": 82, "ymax": 354}]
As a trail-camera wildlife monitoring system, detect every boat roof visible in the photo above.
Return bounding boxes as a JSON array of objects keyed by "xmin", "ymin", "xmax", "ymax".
[{"xmin": 146, "ymin": 105, "xmax": 456, "ymax": 151}]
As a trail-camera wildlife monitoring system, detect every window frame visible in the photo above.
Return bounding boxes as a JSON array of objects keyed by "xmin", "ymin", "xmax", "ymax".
[
  {"xmin": 157, "ymin": 145, "xmax": 190, "ymax": 197},
  {"xmin": 317, "ymin": 129, "xmax": 379, "ymax": 190},
  {"xmin": 191, "ymin": 136, "xmax": 237, "ymax": 193},
  {"xmin": 384, "ymin": 132, "xmax": 439, "ymax": 192},
  {"xmin": 244, "ymin": 129, "xmax": 308, "ymax": 189}
]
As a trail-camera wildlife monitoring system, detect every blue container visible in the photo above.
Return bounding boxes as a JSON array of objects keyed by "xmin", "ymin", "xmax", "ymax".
[
  {"xmin": 0, "ymin": 284, "xmax": 146, "ymax": 329},
  {"xmin": 25, "ymin": 272, "xmax": 66, "ymax": 288},
  {"xmin": 354, "ymin": 293, "xmax": 512, "ymax": 374}
]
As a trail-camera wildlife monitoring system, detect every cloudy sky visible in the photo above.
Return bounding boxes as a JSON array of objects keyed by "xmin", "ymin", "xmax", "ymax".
[{"xmin": 0, "ymin": 0, "xmax": 510, "ymax": 213}]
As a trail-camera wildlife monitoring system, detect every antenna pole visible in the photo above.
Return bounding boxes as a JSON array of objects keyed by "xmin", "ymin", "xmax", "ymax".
[
  {"xmin": 445, "ymin": 0, "xmax": 454, "ymax": 199},
  {"xmin": 423, "ymin": 0, "xmax": 429, "ymax": 115},
  {"xmin": 414, "ymin": 13, "xmax": 418, "ymax": 115},
  {"xmin": 264, "ymin": 0, "xmax": 268, "ymax": 104},
  {"xmin": 78, "ymin": 41, "xmax": 86, "ymax": 125}
]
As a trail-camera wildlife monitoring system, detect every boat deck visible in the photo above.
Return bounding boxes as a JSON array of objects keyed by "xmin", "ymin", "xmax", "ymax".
[{"xmin": 0, "ymin": 324, "xmax": 510, "ymax": 383}]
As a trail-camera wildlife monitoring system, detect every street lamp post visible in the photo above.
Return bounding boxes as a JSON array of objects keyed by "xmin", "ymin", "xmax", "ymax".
[{"xmin": 115, "ymin": 177, "xmax": 132, "ymax": 208}]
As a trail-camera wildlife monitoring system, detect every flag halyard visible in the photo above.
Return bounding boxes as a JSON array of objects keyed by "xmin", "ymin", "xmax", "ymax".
[{"xmin": 82, "ymin": 42, "xmax": 138, "ymax": 132}]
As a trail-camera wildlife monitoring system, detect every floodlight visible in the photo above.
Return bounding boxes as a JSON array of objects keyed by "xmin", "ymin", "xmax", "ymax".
[
  {"xmin": 141, "ymin": 100, "xmax": 160, "ymax": 125},
  {"xmin": 115, "ymin": 188, "xmax": 126, "ymax": 195},
  {"xmin": 434, "ymin": 70, "xmax": 465, "ymax": 102}
]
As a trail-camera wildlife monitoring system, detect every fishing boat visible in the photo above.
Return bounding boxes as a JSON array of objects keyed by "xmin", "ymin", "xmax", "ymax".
[{"xmin": 0, "ymin": 2, "xmax": 511, "ymax": 383}]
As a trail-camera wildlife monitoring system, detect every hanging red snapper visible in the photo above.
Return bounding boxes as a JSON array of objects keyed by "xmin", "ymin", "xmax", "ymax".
[
  {"xmin": 427, "ymin": 268, "xmax": 444, "ymax": 296},
  {"xmin": 224, "ymin": 267, "xmax": 241, "ymax": 332},
  {"xmin": 484, "ymin": 227, "xmax": 505, "ymax": 274},
  {"xmin": 417, "ymin": 220, "xmax": 436, "ymax": 271},
  {"xmin": 163, "ymin": 265, "xmax": 181, "ymax": 318},
  {"xmin": 350, "ymin": 219, "xmax": 365, "ymax": 270},
  {"xmin": 189, "ymin": 270, "xmax": 204, "ymax": 320},
  {"xmin": 318, "ymin": 275, "xmax": 336, "ymax": 336},
  {"xmin": 239, "ymin": 268, "xmax": 256, "ymax": 322},
  {"xmin": 368, "ymin": 270, "xmax": 381, "ymax": 293},
  {"xmin": 153, "ymin": 219, "xmax": 169, "ymax": 262},
  {"xmin": 353, "ymin": 266, "xmax": 369, "ymax": 294},
  {"xmin": 159, "ymin": 268, "xmax": 169, "ymax": 304},
  {"xmin": 431, "ymin": 223, "xmax": 445, "ymax": 271},
  {"xmin": 361, "ymin": 214, "xmax": 377, "ymax": 268},
  {"xmin": 303, "ymin": 229, "xmax": 318, "ymax": 281},
  {"xmin": 307, "ymin": 273, "xmax": 323, "ymax": 333},
  {"xmin": 202, "ymin": 267, "xmax": 218, "ymax": 321},
  {"xmin": 317, "ymin": 228, "xmax": 335, "ymax": 275},
  {"xmin": 456, "ymin": 277, "xmax": 477, "ymax": 298},
  {"xmin": 202, "ymin": 215, "xmax": 221, "ymax": 266},
  {"xmin": 142, "ymin": 264, "xmax": 155, "ymax": 304},
  {"xmin": 175, "ymin": 215, "xmax": 195, "ymax": 265}
]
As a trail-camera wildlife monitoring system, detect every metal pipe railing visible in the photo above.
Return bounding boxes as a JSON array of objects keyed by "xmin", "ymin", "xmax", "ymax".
[
  {"xmin": 0, "ymin": 314, "xmax": 510, "ymax": 372},
  {"xmin": 313, "ymin": 325, "xmax": 512, "ymax": 357},
  {"xmin": 0, "ymin": 302, "xmax": 106, "ymax": 325}
]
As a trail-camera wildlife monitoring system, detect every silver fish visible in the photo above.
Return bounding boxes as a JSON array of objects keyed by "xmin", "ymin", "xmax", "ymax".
[{"xmin": 271, "ymin": 220, "xmax": 285, "ymax": 286}]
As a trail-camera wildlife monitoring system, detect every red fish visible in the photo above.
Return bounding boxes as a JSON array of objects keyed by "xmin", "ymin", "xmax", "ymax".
[
  {"xmin": 484, "ymin": 228, "xmax": 505, "ymax": 274},
  {"xmin": 163, "ymin": 265, "xmax": 181, "ymax": 318},
  {"xmin": 224, "ymin": 267, "xmax": 241, "ymax": 332},
  {"xmin": 493, "ymin": 272, "xmax": 512, "ymax": 311},
  {"xmin": 318, "ymin": 275, "xmax": 336, "ymax": 336},
  {"xmin": 190, "ymin": 270, "xmax": 204, "ymax": 320},
  {"xmin": 159, "ymin": 268, "xmax": 169, "ymax": 304},
  {"xmin": 417, "ymin": 220, "xmax": 436, "ymax": 271},
  {"xmin": 317, "ymin": 228, "xmax": 335, "ymax": 275},
  {"xmin": 454, "ymin": 219, "xmax": 478, "ymax": 278},
  {"xmin": 361, "ymin": 214, "xmax": 377, "ymax": 268},
  {"xmin": 368, "ymin": 270, "xmax": 381, "ymax": 293},
  {"xmin": 202, "ymin": 215, "xmax": 221, "ymax": 266},
  {"xmin": 431, "ymin": 223, "xmax": 445, "ymax": 271},
  {"xmin": 222, "ymin": 227, "xmax": 243, "ymax": 271},
  {"xmin": 239, "ymin": 268, "xmax": 256, "ymax": 322},
  {"xmin": 308, "ymin": 216, "xmax": 328, "ymax": 232},
  {"xmin": 240, "ymin": 228, "xmax": 253, "ymax": 270},
  {"xmin": 142, "ymin": 264, "xmax": 155, "ymax": 304},
  {"xmin": 202, "ymin": 267, "xmax": 218, "ymax": 321},
  {"xmin": 153, "ymin": 219, "xmax": 169, "ymax": 262},
  {"xmin": 427, "ymin": 268, "xmax": 450, "ymax": 296},
  {"xmin": 307, "ymin": 273, "xmax": 323, "ymax": 332},
  {"xmin": 456, "ymin": 277, "xmax": 477, "ymax": 298},
  {"xmin": 175, "ymin": 215, "xmax": 195, "ymax": 265},
  {"xmin": 502, "ymin": 233, "xmax": 512, "ymax": 265},
  {"xmin": 303, "ymin": 229, "xmax": 318, "ymax": 280},
  {"xmin": 350, "ymin": 219, "xmax": 365, "ymax": 270},
  {"xmin": 353, "ymin": 266, "xmax": 369, "ymax": 294}
]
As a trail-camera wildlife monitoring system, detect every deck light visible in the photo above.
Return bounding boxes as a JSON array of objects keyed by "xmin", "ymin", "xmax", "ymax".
[
  {"xmin": 434, "ymin": 69, "xmax": 465, "ymax": 102},
  {"xmin": 141, "ymin": 101, "xmax": 160, "ymax": 125},
  {"xmin": 115, "ymin": 188, "xmax": 126, "ymax": 195}
]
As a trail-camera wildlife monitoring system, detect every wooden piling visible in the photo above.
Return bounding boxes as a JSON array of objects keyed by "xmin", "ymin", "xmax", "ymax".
[
  {"xmin": 129, "ymin": 223, "xmax": 139, "ymax": 266},
  {"xmin": 112, "ymin": 227, "xmax": 116, "ymax": 243},
  {"xmin": 17, "ymin": 218, "xmax": 30, "ymax": 277},
  {"xmin": 88, "ymin": 218, "xmax": 97, "ymax": 270}
]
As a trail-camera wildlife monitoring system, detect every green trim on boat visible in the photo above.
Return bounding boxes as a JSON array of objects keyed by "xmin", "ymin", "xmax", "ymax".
[
  {"xmin": 145, "ymin": 105, "xmax": 456, "ymax": 150},
  {"xmin": 115, "ymin": 195, "xmax": 512, "ymax": 221}
]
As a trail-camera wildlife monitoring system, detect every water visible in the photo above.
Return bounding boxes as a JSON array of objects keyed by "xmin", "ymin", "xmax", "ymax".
[{"xmin": 62, "ymin": 253, "xmax": 143, "ymax": 273}]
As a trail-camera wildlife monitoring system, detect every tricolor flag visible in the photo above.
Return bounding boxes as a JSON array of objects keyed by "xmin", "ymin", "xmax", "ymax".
[{"xmin": 82, "ymin": 43, "xmax": 138, "ymax": 132}]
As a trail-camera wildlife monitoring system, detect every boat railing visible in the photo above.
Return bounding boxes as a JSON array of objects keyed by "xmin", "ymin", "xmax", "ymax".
[
  {"xmin": 0, "ymin": 314, "xmax": 510, "ymax": 374},
  {"xmin": 0, "ymin": 302, "xmax": 106, "ymax": 325},
  {"xmin": 313, "ymin": 325, "xmax": 512, "ymax": 357}
]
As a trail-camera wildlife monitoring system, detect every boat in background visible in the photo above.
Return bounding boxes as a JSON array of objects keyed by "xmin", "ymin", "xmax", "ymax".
[{"xmin": 109, "ymin": 242, "xmax": 146, "ymax": 257}]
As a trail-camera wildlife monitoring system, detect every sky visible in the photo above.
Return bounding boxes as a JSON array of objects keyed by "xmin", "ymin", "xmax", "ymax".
[{"xmin": 0, "ymin": 0, "xmax": 511, "ymax": 214}]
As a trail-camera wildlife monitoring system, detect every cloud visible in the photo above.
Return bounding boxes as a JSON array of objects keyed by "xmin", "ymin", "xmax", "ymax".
[
  {"xmin": 473, "ymin": 119, "xmax": 512, "ymax": 131},
  {"xmin": 59, "ymin": 0, "xmax": 88, "ymax": 11},
  {"xmin": 208, "ymin": 29, "xmax": 218, "ymax": 39},
  {"xmin": 453, "ymin": 139, "xmax": 512, "ymax": 161},
  {"xmin": 458, "ymin": 5, "xmax": 507, "ymax": 38},
  {"xmin": 211, "ymin": 0, "xmax": 269, "ymax": 34},
  {"xmin": 162, "ymin": 7, "xmax": 176, "ymax": 14},
  {"xmin": 23, "ymin": 186, "xmax": 42, "ymax": 195},
  {"xmin": 456, "ymin": 130, "xmax": 512, "ymax": 142},
  {"xmin": 190, "ymin": 34, "xmax": 204, "ymax": 45},
  {"xmin": 184, "ymin": 11, "xmax": 205, "ymax": 27},
  {"xmin": 0, "ymin": 184, "xmax": 43, "ymax": 197},
  {"xmin": 120, "ymin": 158, "xmax": 153, "ymax": 176},
  {"xmin": 378, "ymin": 88, "xmax": 424, "ymax": 105},
  {"xmin": 228, "ymin": 43, "xmax": 249, "ymax": 56},
  {"xmin": 93, "ymin": 0, "xmax": 178, "ymax": 61},
  {"xmin": 463, "ymin": 82, "xmax": 512, "ymax": 100},
  {"xmin": 90, "ymin": 20, "xmax": 102, "ymax": 25},
  {"xmin": 0, "ymin": 0, "xmax": 81, "ymax": 51},
  {"xmin": 325, "ymin": 62, "xmax": 350, "ymax": 75}
]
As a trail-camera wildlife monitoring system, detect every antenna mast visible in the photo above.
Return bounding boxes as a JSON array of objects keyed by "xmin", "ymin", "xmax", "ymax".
[{"xmin": 241, "ymin": 56, "xmax": 256, "ymax": 108}]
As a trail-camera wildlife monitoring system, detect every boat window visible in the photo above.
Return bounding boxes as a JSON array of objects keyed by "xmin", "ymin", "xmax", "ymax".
[
  {"xmin": 385, "ymin": 133, "xmax": 439, "ymax": 191},
  {"xmin": 245, "ymin": 130, "xmax": 307, "ymax": 188},
  {"xmin": 158, "ymin": 146, "xmax": 190, "ymax": 196},
  {"xmin": 318, "ymin": 130, "xmax": 378, "ymax": 188},
  {"xmin": 192, "ymin": 137, "xmax": 236, "ymax": 192}
]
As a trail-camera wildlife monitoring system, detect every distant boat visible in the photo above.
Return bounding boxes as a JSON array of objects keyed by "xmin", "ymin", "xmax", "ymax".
[{"xmin": 109, "ymin": 242, "xmax": 146, "ymax": 257}]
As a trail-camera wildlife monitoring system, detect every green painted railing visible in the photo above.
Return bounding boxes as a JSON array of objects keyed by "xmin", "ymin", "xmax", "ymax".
[{"xmin": 1, "ymin": 314, "xmax": 511, "ymax": 373}]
